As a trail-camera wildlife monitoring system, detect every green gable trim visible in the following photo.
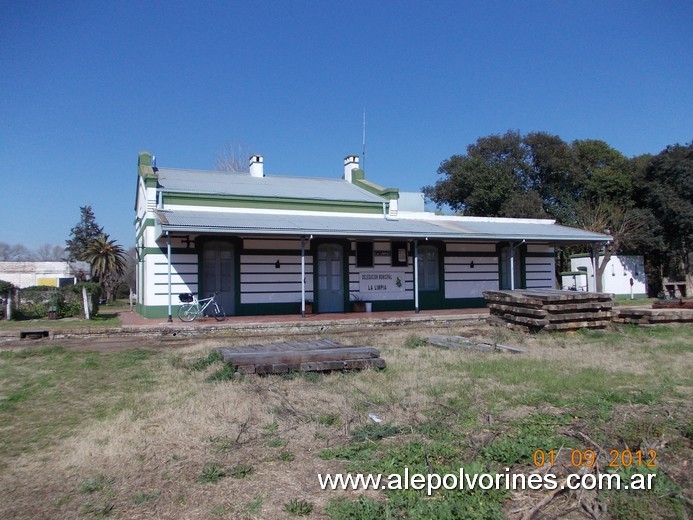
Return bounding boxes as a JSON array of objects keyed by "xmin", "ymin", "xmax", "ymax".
[
  {"xmin": 138, "ymin": 151, "xmax": 157, "ymax": 180},
  {"xmin": 350, "ymin": 170, "xmax": 399, "ymax": 200},
  {"xmin": 161, "ymin": 192, "xmax": 383, "ymax": 214},
  {"xmin": 143, "ymin": 176, "xmax": 158, "ymax": 188},
  {"xmin": 136, "ymin": 218, "xmax": 156, "ymax": 241},
  {"xmin": 138, "ymin": 151, "xmax": 153, "ymax": 166}
]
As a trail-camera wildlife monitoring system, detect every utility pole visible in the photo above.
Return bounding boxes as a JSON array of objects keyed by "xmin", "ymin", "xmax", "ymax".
[{"xmin": 362, "ymin": 108, "xmax": 366, "ymax": 172}]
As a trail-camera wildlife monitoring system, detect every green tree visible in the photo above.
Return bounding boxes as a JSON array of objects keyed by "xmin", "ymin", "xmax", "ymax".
[
  {"xmin": 523, "ymin": 132, "xmax": 576, "ymax": 222},
  {"xmin": 423, "ymin": 131, "xmax": 658, "ymax": 289},
  {"xmin": 424, "ymin": 131, "xmax": 533, "ymax": 217},
  {"xmin": 65, "ymin": 206, "xmax": 104, "ymax": 262},
  {"xmin": 636, "ymin": 143, "xmax": 693, "ymax": 292},
  {"xmin": 83, "ymin": 234, "xmax": 127, "ymax": 302},
  {"xmin": 572, "ymin": 140, "xmax": 633, "ymax": 206},
  {"xmin": 423, "ymin": 131, "xmax": 637, "ymax": 223}
]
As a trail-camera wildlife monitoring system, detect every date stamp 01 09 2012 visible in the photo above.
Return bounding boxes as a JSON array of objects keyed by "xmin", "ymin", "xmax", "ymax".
[{"xmin": 533, "ymin": 449, "xmax": 657, "ymax": 469}]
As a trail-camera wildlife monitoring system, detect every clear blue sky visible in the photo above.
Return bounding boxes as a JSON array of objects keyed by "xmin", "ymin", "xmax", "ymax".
[{"xmin": 2, "ymin": 1, "xmax": 691, "ymax": 250}]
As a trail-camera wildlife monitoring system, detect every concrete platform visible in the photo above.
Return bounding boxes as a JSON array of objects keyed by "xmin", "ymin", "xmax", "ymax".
[{"xmin": 0, "ymin": 308, "xmax": 490, "ymax": 341}]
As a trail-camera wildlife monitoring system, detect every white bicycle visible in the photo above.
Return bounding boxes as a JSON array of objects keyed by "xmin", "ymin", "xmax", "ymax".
[{"xmin": 177, "ymin": 292, "xmax": 225, "ymax": 322}]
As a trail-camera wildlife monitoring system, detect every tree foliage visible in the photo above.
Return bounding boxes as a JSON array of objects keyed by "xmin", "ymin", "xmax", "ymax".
[
  {"xmin": 423, "ymin": 130, "xmax": 635, "ymax": 223},
  {"xmin": 0, "ymin": 279, "xmax": 15, "ymax": 296},
  {"xmin": 636, "ymin": 143, "xmax": 693, "ymax": 285},
  {"xmin": 424, "ymin": 131, "xmax": 692, "ymax": 292},
  {"xmin": 65, "ymin": 206, "xmax": 104, "ymax": 262},
  {"xmin": 83, "ymin": 234, "xmax": 127, "ymax": 301}
]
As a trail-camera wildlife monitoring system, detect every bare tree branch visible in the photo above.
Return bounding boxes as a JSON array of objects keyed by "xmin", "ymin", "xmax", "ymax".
[
  {"xmin": 215, "ymin": 140, "xmax": 251, "ymax": 172},
  {"xmin": 576, "ymin": 202, "xmax": 647, "ymax": 291}
]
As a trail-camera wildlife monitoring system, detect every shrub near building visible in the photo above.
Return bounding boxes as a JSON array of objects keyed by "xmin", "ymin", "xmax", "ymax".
[{"xmin": 14, "ymin": 283, "xmax": 101, "ymax": 320}]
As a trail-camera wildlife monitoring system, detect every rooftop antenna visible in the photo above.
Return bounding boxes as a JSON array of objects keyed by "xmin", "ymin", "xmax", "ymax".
[{"xmin": 362, "ymin": 108, "xmax": 366, "ymax": 172}]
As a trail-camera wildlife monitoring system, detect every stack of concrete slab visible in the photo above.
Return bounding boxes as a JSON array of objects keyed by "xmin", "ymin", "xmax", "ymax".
[{"xmin": 484, "ymin": 289, "xmax": 615, "ymax": 332}]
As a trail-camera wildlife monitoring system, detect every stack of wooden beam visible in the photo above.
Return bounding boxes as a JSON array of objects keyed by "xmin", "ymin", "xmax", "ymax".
[
  {"xmin": 614, "ymin": 308, "xmax": 693, "ymax": 326},
  {"xmin": 484, "ymin": 289, "xmax": 615, "ymax": 332},
  {"xmin": 652, "ymin": 299, "xmax": 693, "ymax": 309},
  {"xmin": 215, "ymin": 339, "xmax": 385, "ymax": 375}
]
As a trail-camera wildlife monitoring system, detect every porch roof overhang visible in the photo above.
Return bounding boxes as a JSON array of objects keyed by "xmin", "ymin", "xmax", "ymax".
[{"xmin": 154, "ymin": 210, "xmax": 612, "ymax": 244}]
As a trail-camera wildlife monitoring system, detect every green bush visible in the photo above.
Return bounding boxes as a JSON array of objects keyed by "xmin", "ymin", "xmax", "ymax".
[
  {"xmin": 0, "ymin": 279, "xmax": 15, "ymax": 296},
  {"xmin": 16, "ymin": 283, "xmax": 101, "ymax": 319},
  {"xmin": 15, "ymin": 286, "xmax": 53, "ymax": 319},
  {"xmin": 64, "ymin": 282, "xmax": 101, "ymax": 317}
]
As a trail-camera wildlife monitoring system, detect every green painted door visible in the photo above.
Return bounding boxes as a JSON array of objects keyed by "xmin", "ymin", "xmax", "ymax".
[
  {"xmin": 317, "ymin": 244, "xmax": 345, "ymax": 313},
  {"xmin": 417, "ymin": 244, "xmax": 443, "ymax": 309},
  {"xmin": 202, "ymin": 241, "xmax": 235, "ymax": 315}
]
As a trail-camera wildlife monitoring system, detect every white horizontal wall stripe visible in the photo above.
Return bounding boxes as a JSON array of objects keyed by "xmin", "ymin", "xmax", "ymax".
[
  {"xmin": 241, "ymin": 274, "xmax": 308, "ymax": 284},
  {"xmin": 525, "ymin": 253, "xmax": 555, "ymax": 289},
  {"xmin": 244, "ymin": 239, "xmax": 303, "ymax": 250},
  {"xmin": 446, "ymin": 272, "xmax": 501, "ymax": 282},
  {"xmin": 527, "ymin": 243, "xmax": 552, "ymax": 254},
  {"xmin": 446, "ymin": 280, "xmax": 498, "ymax": 297},
  {"xmin": 446, "ymin": 243, "xmax": 497, "ymax": 253},
  {"xmin": 241, "ymin": 292, "xmax": 313, "ymax": 304},
  {"xmin": 243, "ymin": 283, "xmax": 305, "ymax": 293},
  {"xmin": 241, "ymin": 265, "xmax": 313, "ymax": 275}
]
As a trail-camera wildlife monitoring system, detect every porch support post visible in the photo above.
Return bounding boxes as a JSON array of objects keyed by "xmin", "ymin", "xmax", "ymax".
[
  {"xmin": 509, "ymin": 243, "xmax": 515, "ymax": 291},
  {"xmin": 589, "ymin": 243, "xmax": 599, "ymax": 293},
  {"xmin": 413, "ymin": 239, "xmax": 420, "ymax": 314},
  {"xmin": 301, "ymin": 236, "xmax": 306, "ymax": 318},
  {"xmin": 167, "ymin": 231, "xmax": 172, "ymax": 322}
]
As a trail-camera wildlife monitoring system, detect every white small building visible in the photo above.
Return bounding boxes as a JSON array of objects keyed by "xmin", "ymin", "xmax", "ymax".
[
  {"xmin": 0, "ymin": 261, "xmax": 90, "ymax": 289},
  {"xmin": 563, "ymin": 254, "xmax": 647, "ymax": 297}
]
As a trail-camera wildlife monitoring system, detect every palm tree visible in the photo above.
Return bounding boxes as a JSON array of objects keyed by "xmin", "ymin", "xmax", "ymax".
[{"xmin": 84, "ymin": 234, "xmax": 127, "ymax": 301}]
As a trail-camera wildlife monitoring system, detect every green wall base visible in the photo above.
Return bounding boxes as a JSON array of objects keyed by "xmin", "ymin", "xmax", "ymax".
[{"xmin": 135, "ymin": 297, "xmax": 488, "ymax": 319}]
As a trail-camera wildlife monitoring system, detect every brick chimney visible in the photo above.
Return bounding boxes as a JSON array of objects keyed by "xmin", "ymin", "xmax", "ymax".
[
  {"xmin": 344, "ymin": 155, "xmax": 359, "ymax": 183},
  {"xmin": 249, "ymin": 155, "xmax": 264, "ymax": 177}
]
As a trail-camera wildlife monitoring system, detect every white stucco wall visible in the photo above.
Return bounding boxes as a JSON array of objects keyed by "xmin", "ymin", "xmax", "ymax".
[
  {"xmin": 570, "ymin": 255, "xmax": 646, "ymax": 296},
  {"xmin": 0, "ymin": 261, "xmax": 89, "ymax": 288}
]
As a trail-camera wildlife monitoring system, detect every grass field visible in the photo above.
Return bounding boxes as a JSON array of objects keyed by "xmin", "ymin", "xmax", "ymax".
[
  {"xmin": 0, "ymin": 313, "xmax": 122, "ymax": 330},
  {"xmin": 0, "ymin": 323, "xmax": 691, "ymax": 519}
]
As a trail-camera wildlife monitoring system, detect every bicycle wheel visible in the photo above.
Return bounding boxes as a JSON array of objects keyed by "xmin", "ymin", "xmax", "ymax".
[
  {"xmin": 178, "ymin": 304, "xmax": 198, "ymax": 322},
  {"xmin": 213, "ymin": 304, "xmax": 225, "ymax": 322}
]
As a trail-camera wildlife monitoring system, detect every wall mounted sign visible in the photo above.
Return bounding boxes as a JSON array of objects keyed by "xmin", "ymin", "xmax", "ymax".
[{"xmin": 359, "ymin": 272, "xmax": 405, "ymax": 293}]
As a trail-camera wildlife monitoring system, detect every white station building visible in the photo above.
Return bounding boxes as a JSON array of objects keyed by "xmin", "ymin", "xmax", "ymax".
[{"xmin": 134, "ymin": 152, "xmax": 611, "ymax": 319}]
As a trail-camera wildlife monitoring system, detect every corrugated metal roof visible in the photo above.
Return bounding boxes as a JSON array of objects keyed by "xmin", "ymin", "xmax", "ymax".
[
  {"xmin": 156, "ymin": 168, "xmax": 385, "ymax": 203},
  {"xmin": 156, "ymin": 210, "xmax": 612, "ymax": 243}
]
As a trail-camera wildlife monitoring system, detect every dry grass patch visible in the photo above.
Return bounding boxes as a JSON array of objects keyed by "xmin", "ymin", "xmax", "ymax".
[{"xmin": 0, "ymin": 323, "xmax": 690, "ymax": 518}]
